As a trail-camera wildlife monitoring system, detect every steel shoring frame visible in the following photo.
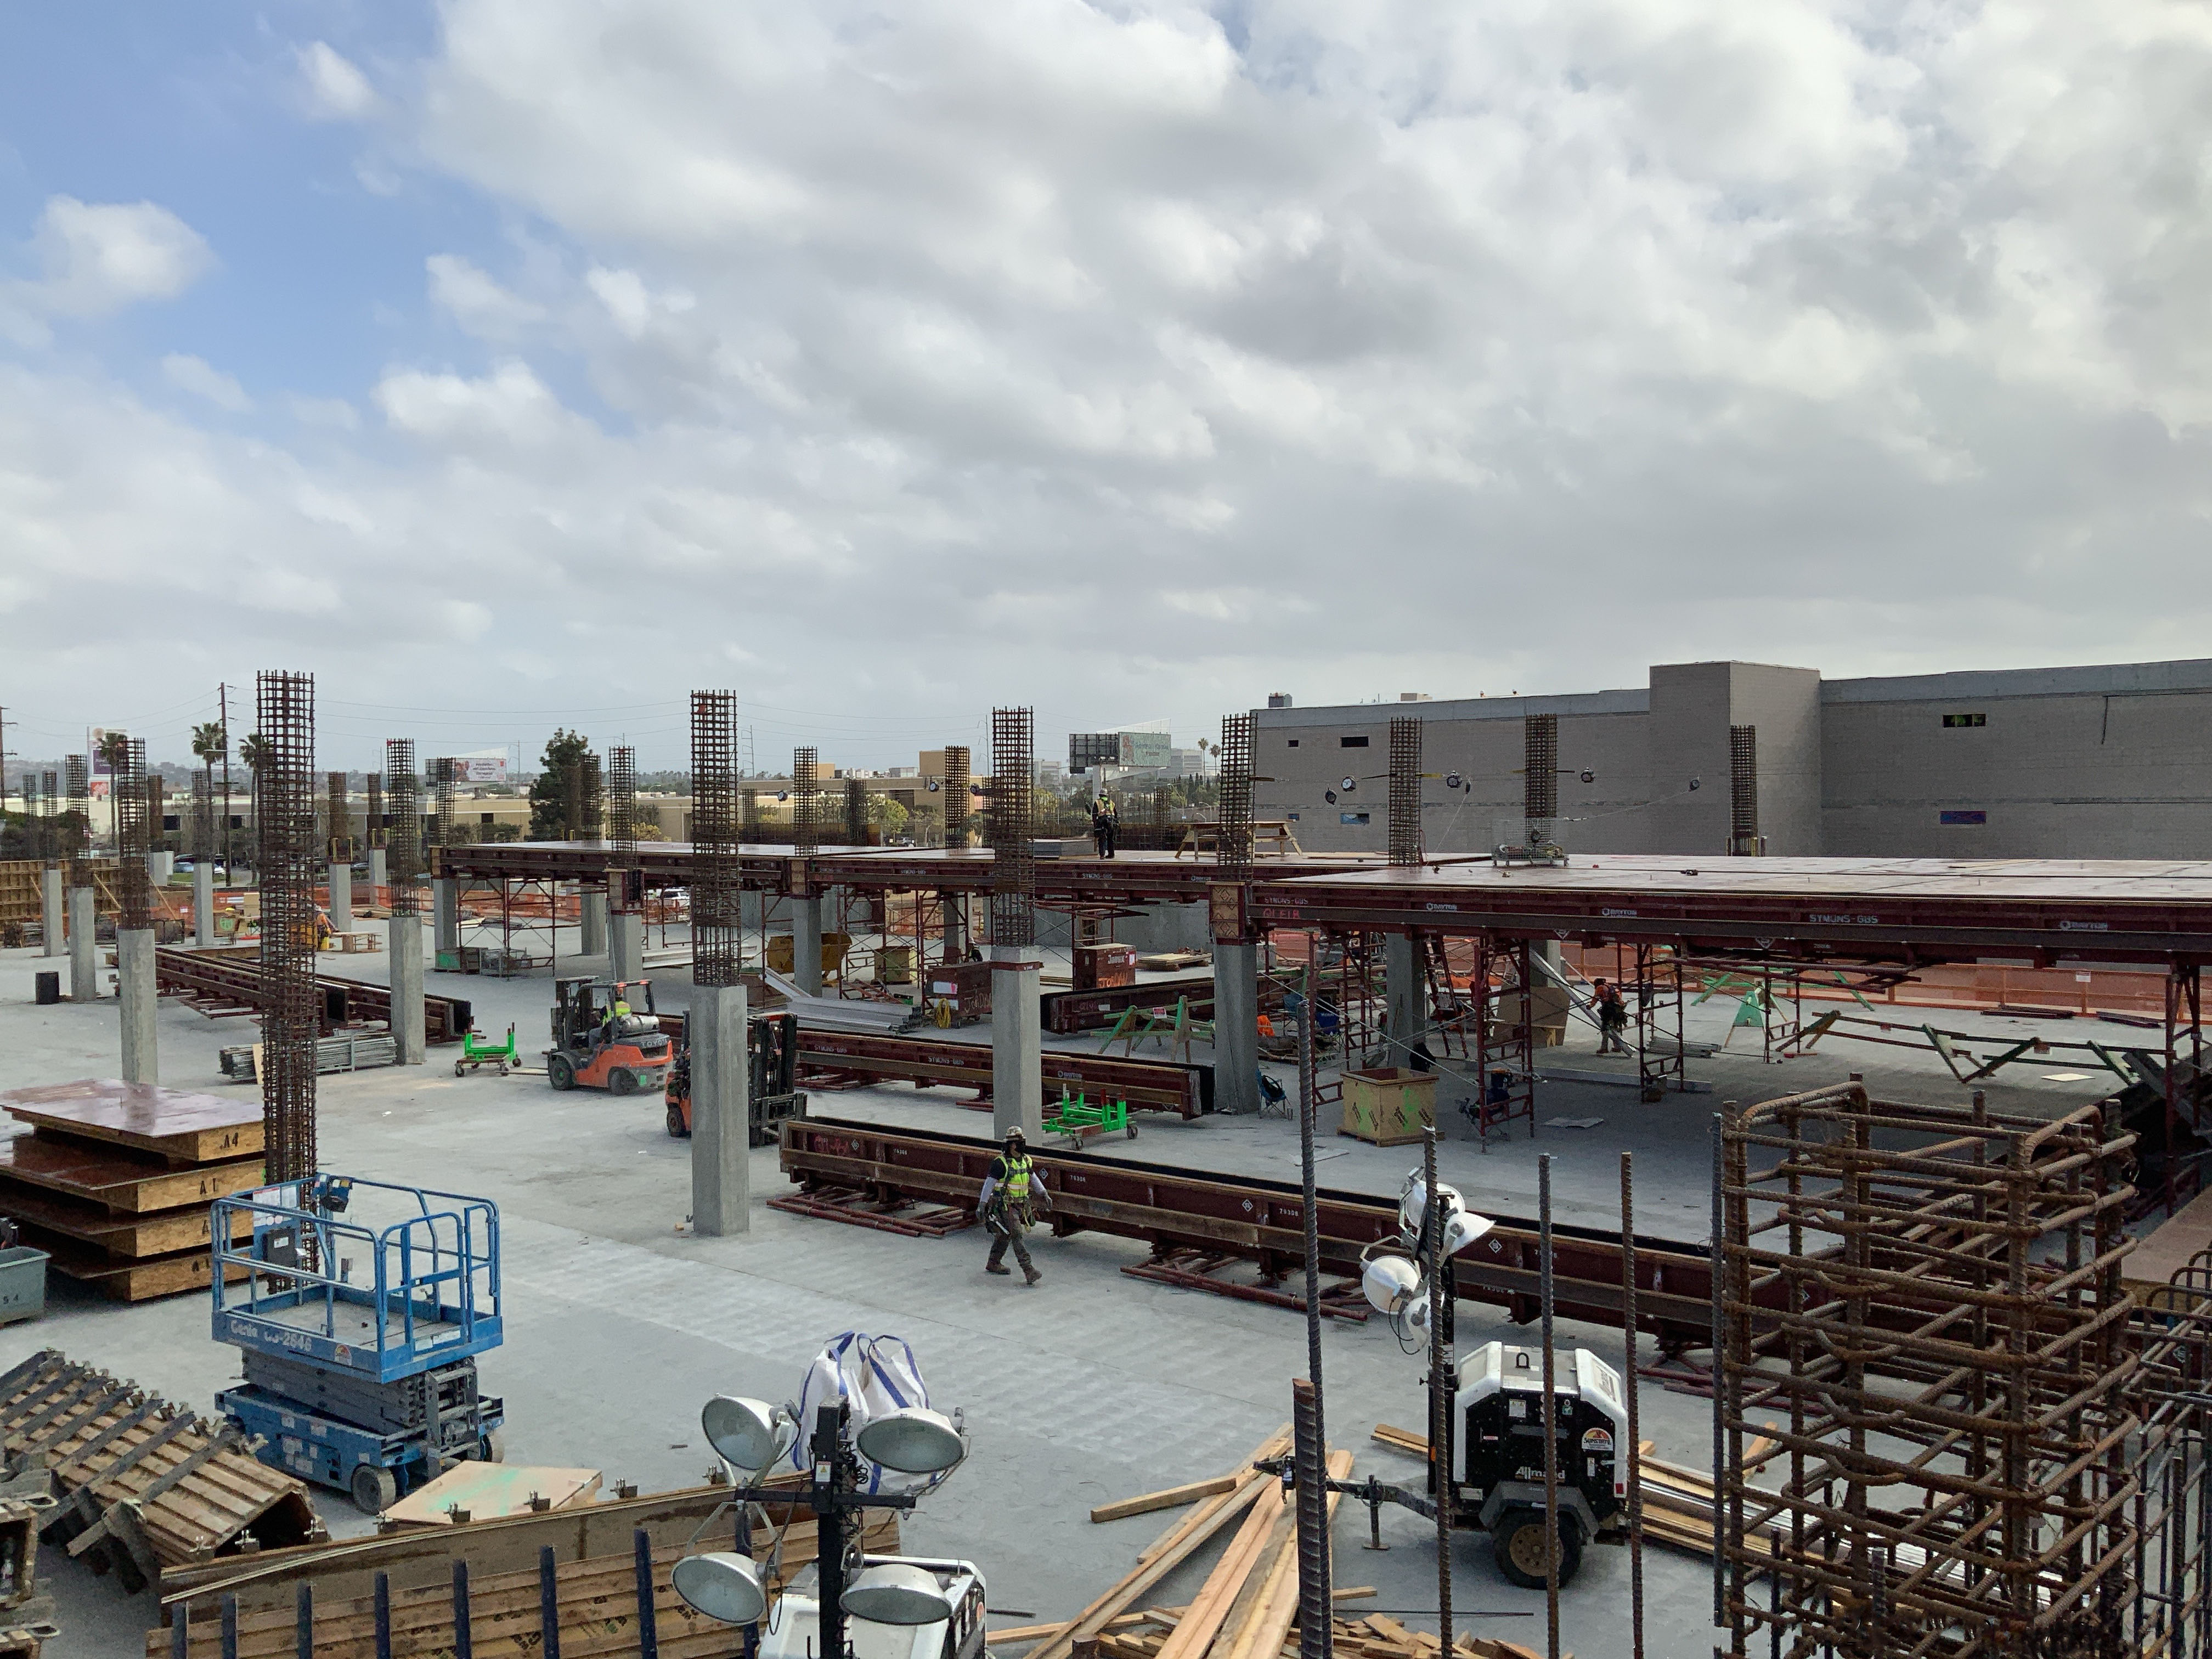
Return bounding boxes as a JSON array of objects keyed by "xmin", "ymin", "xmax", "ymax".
[
  {"xmin": 1634, "ymin": 943, "xmax": 1686, "ymax": 1103},
  {"xmin": 1468, "ymin": 934, "xmax": 1535, "ymax": 1144},
  {"xmin": 2169, "ymin": 964, "xmax": 2207, "ymax": 1216}
]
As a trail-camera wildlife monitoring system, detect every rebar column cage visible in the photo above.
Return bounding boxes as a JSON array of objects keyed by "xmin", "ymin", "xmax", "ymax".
[
  {"xmin": 39, "ymin": 769, "xmax": 58, "ymax": 864},
  {"xmin": 429, "ymin": 758, "xmax": 457, "ymax": 851},
  {"xmin": 1523, "ymin": 713, "xmax": 1558, "ymax": 845},
  {"xmin": 190, "ymin": 770, "xmax": 214, "ymax": 864},
  {"xmin": 989, "ymin": 708, "xmax": 1035, "ymax": 948},
  {"xmin": 324, "ymin": 771, "xmax": 348, "ymax": 861},
  {"xmin": 607, "ymin": 746, "xmax": 637, "ymax": 913},
  {"xmin": 1388, "ymin": 716, "xmax": 1423, "ymax": 866},
  {"xmin": 64, "ymin": 756, "xmax": 88, "ymax": 885},
  {"xmin": 385, "ymin": 742, "xmax": 421, "ymax": 916},
  {"xmin": 115, "ymin": 737, "xmax": 151, "ymax": 929},
  {"xmin": 845, "ymin": 777, "xmax": 866, "ymax": 846},
  {"xmin": 691, "ymin": 692, "xmax": 741, "ymax": 987},
  {"xmin": 943, "ymin": 745, "xmax": 972, "ymax": 848},
  {"xmin": 793, "ymin": 747, "xmax": 821, "ymax": 858},
  {"xmin": 1729, "ymin": 725, "xmax": 1760, "ymax": 856},
  {"xmin": 740, "ymin": 786, "xmax": 759, "ymax": 844},
  {"xmin": 1716, "ymin": 1084, "xmax": 2137, "ymax": 1659},
  {"xmin": 1217, "ymin": 712, "xmax": 1255, "ymax": 881},
  {"xmin": 148, "ymin": 774, "xmax": 165, "ymax": 856},
  {"xmin": 256, "ymin": 672, "xmax": 319, "ymax": 1185},
  {"xmin": 563, "ymin": 752, "xmax": 603, "ymax": 844},
  {"xmin": 365, "ymin": 773, "xmax": 385, "ymax": 851}
]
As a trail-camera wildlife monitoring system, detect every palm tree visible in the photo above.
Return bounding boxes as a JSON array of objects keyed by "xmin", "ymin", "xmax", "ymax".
[{"xmin": 190, "ymin": 720, "xmax": 226, "ymax": 867}]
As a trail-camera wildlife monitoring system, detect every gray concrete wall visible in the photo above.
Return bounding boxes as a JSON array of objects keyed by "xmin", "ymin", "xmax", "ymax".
[{"xmin": 1726, "ymin": 663, "xmax": 1824, "ymax": 855}]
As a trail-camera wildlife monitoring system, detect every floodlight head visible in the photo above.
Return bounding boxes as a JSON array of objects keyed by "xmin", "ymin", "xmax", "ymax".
[
  {"xmin": 1340, "ymin": 776, "xmax": 1357, "ymax": 793},
  {"xmin": 844, "ymin": 1562, "xmax": 955, "ymax": 1627},
  {"xmin": 855, "ymin": 1407, "xmax": 965, "ymax": 1476},
  {"xmin": 1324, "ymin": 791, "xmax": 1336, "ymax": 805},
  {"xmin": 1444, "ymin": 772, "xmax": 1463, "ymax": 790},
  {"xmin": 1579, "ymin": 769, "xmax": 1595, "ymax": 784},
  {"xmin": 1362, "ymin": 1254, "xmax": 1420, "ymax": 1316},
  {"xmin": 927, "ymin": 779, "xmax": 941, "ymax": 792},
  {"xmin": 673, "ymin": 1553, "xmax": 768, "ymax": 1626},
  {"xmin": 701, "ymin": 1395, "xmax": 793, "ymax": 1473}
]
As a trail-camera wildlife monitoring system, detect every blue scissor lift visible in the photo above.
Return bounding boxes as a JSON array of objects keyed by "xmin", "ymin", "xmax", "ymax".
[{"xmin": 210, "ymin": 1175, "xmax": 505, "ymax": 1514}]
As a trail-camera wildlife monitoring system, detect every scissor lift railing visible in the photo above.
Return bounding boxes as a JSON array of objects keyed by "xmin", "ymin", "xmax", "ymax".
[{"xmin": 210, "ymin": 1176, "xmax": 501, "ymax": 1385}]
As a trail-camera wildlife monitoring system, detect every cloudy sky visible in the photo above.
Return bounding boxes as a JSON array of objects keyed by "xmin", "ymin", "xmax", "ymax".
[{"xmin": 4, "ymin": 2, "xmax": 2210, "ymax": 772}]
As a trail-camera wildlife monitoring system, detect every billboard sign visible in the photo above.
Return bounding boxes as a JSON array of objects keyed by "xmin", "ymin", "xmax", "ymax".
[{"xmin": 454, "ymin": 750, "xmax": 509, "ymax": 784}]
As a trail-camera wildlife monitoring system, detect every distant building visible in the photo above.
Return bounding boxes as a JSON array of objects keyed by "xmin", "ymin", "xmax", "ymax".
[{"xmin": 1255, "ymin": 658, "xmax": 2212, "ymax": 860}]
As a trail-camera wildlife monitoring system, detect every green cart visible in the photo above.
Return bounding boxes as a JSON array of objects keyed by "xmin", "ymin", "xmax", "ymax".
[
  {"xmin": 1042, "ymin": 1088, "xmax": 1136, "ymax": 1147},
  {"xmin": 455, "ymin": 1023, "xmax": 518, "ymax": 1077}
]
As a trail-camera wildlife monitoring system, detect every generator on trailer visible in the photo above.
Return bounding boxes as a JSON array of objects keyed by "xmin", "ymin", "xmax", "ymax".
[{"xmin": 210, "ymin": 1175, "xmax": 504, "ymax": 1513}]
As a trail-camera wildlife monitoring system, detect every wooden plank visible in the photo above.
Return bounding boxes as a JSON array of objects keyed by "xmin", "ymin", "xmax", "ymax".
[
  {"xmin": 1091, "ymin": 1474, "xmax": 1239, "ymax": 1525},
  {"xmin": 1218, "ymin": 1450, "xmax": 1353, "ymax": 1659},
  {"xmin": 0, "ymin": 1133, "xmax": 262, "ymax": 1214},
  {"xmin": 0, "ymin": 1082, "xmax": 262, "ymax": 1164},
  {"xmin": 1152, "ymin": 1477, "xmax": 1283, "ymax": 1659},
  {"xmin": 35, "ymin": 1241, "xmax": 246, "ymax": 1302}
]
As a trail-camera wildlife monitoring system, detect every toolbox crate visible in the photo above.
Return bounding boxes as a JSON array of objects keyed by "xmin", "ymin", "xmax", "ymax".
[{"xmin": 0, "ymin": 1247, "xmax": 47, "ymax": 1327}]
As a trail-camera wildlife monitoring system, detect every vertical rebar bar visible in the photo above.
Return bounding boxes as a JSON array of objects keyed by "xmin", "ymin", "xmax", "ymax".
[
  {"xmin": 453, "ymin": 1558, "xmax": 473, "ymax": 1659},
  {"xmin": 385, "ymin": 743, "xmax": 420, "ymax": 916},
  {"xmin": 1621, "ymin": 1152, "xmax": 1645, "ymax": 1659},
  {"xmin": 1539, "ymin": 1155, "xmax": 1561, "ymax": 1659},
  {"xmin": 1295, "ymin": 969, "xmax": 1331, "ymax": 1659},
  {"xmin": 1423, "ymin": 1126, "xmax": 1452, "ymax": 1658},
  {"xmin": 222, "ymin": 1594, "xmax": 239, "ymax": 1659},
  {"xmin": 1388, "ymin": 716, "xmax": 1422, "ymax": 866},
  {"xmin": 293, "ymin": 1583, "xmax": 312, "ymax": 1659},
  {"xmin": 989, "ymin": 711, "xmax": 1034, "ymax": 947},
  {"xmin": 633, "ymin": 1527, "xmax": 659, "ymax": 1659},
  {"xmin": 173, "ymin": 1601, "xmax": 188, "ymax": 1659},
  {"xmin": 539, "ymin": 1545, "xmax": 562, "ymax": 1659},
  {"xmin": 691, "ymin": 693, "xmax": 740, "ymax": 988},
  {"xmin": 257, "ymin": 671, "xmax": 318, "ymax": 1183},
  {"xmin": 373, "ymin": 1571, "xmax": 393, "ymax": 1659}
]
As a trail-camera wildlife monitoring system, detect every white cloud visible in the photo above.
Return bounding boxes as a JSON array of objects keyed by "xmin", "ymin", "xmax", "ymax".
[
  {"xmin": 14, "ymin": 3, "xmax": 2212, "ymax": 764},
  {"xmin": 298, "ymin": 42, "xmax": 378, "ymax": 120},
  {"xmin": 26, "ymin": 196, "xmax": 212, "ymax": 317},
  {"xmin": 161, "ymin": 353, "xmax": 251, "ymax": 411},
  {"xmin": 287, "ymin": 395, "xmax": 360, "ymax": 430}
]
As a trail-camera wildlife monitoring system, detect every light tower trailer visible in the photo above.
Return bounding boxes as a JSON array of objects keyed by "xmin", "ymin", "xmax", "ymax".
[
  {"xmin": 210, "ymin": 1175, "xmax": 505, "ymax": 1514},
  {"xmin": 1448, "ymin": 1341, "xmax": 1631, "ymax": 1588}
]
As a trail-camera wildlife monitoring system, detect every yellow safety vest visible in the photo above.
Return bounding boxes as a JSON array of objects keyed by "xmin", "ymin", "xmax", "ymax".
[{"xmin": 1003, "ymin": 1154, "xmax": 1032, "ymax": 1200}]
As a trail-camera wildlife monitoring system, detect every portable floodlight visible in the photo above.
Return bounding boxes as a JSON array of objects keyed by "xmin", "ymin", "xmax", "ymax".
[
  {"xmin": 854, "ymin": 1407, "xmax": 965, "ymax": 1476},
  {"xmin": 701, "ymin": 1395, "xmax": 795, "ymax": 1473},
  {"xmin": 672, "ymin": 1553, "xmax": 768, "ymax": 1626},
  {"xmin": 843, "ymin": 1562, "xmax": 957, "ymax": 1626}
]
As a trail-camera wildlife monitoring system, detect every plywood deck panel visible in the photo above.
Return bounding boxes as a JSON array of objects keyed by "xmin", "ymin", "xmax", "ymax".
[
  {"xmin": 0, "ymin": 1133, "xmax": 261, "ymax": 1214},
  {"xmin": 0, "ymin": 1186, "xmax": 251, "ymax": 1259},
  {"xmin": 0, "ymin": 1082, "xmax": 262, "ymax": 1164}
]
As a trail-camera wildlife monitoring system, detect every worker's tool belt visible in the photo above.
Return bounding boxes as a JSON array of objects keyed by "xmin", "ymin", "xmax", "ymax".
[{"xmin": 985, "ymin": 1195, "xmax": 1036, "ymax": 1235}]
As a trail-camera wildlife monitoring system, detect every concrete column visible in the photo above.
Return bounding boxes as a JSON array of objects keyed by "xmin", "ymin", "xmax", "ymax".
[
  {"xmin": 432, "ymin": 878, "xmax": 460, "ymax": 958},
  {"xmin": 990, "ymin": 945, "xmax": 1043, "ymax": 1139},
  {"xmin": 193, "ymin": 862, "xmax": 215, "ymax": 948},
  {"xmin": 608, "ymin": 912, "xmax": 644, "ymax": 984},
  {"xmin": 793, "ymin": 896, "xmax": 824, "ymax": 996},
  {"xmin": 391, "ymin": 916, "xmax": 426, "ymax": 1064},
  {"xmin": 940, "ymin": 891, "xmax": 967, "ymax": 964},
  {"xmin": 329, "ymin": 863, "xmax": 353, "ymax": 934},
  {"xmin": 691, "ymin": 983, "xmax": 751, "ymax": 1235},
  {"xmin": 1212, "ymin": 941, "xmax": 1260, "ymax": 1114},
  {"xmin": 69, "ymin": 887, "xmax": 98, "ymax": 1002},
  {"xmin": 1383, "ymin": 932, "xmax": 1424, "ymax": 1066},
  {"xmin": 41, "ymin": 867, "xmax": 63, "ymax": 957},
  {"xmin": 579, "ymin": 889, "xmax": 608, "ymax": 957},
  {"xmin": 149, "ymin": 850, "xmax": 174, "ymax": 885},
  {"xmin": 117, "ymin": 929, "xmax": 157, "ymax": 1084},
  {"xmin": 368, "ymin": 847, "xmax": 387, "ymax": 895}
]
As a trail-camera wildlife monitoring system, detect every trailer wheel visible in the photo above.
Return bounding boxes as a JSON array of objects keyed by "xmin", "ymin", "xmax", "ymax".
[
  {"xmin": 548, "ymin": 1054, "xmax": 575, "ymax": 1091},
  {"xmin": 1492, "ymin": 1508, "xmax": 1581, "ymax": 1589},
  {"xmin": 351, "ymin": 1464, "xmax": 398, "ymax": 1515}
]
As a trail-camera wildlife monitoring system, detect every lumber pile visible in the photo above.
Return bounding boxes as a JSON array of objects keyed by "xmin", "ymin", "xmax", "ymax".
[
  {"xmin": 0, "ymin": 1350, "xmax": 323, "ymax": 1593},
  {"xmin": 1097, "ymin": 1608, "xmax": 1548, "ymax": 1659},
  {"xmin": 0, "ymin": 1080, "xmax": 262, "ymax": 1301},
  {"xmin": 151, "ymin": 1506, "xmax": 900, "ymax": 1657}
]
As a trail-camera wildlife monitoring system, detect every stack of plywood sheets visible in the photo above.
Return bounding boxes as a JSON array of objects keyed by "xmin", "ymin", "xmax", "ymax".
[{"xmin": 0, "ymin": 1081, "xmax": 262, "ymax": 1301}]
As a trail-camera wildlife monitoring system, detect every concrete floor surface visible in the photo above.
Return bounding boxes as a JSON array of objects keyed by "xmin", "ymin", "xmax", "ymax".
[{"xmin": 0, "ymin": 927, "xmax": 2147, "ymax": 1658}]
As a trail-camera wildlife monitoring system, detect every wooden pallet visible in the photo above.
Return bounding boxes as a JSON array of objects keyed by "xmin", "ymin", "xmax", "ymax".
[
  {"xmin": 0, "ymin": 1187, "xmax": 251, "ymax": 1259},
  {"xmin": 0, "ymin": 1082, "xmax": 261, "ymax": 1166},
  {"xmin": 29, "ymin": 1239, "xmax": 247, "ymax": 1302},
  {"xmin": 1, "ymin": 1351, "xmax": 322, "ymax": 1589}
]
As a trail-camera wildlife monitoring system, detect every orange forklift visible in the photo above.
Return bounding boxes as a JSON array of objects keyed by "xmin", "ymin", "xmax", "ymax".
[
  {"xmin": 664, "ymin": 1011, "xmax": 805, "ymax": 1143},
  {"xmin": 545, "ymin": 978, "xmax": 673, "ymax": 1095}
]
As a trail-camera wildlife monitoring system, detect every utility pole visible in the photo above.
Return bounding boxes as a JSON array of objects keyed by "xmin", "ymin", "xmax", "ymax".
[{"xmin": 218, "ymin": 682, "xmax": 234, "ymax": 884}]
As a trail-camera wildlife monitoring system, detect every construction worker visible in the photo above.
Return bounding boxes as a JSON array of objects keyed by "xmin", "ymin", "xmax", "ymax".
[
  {"xmin": 1593, "ymin": 979, "xmax": 1629, "ymax": 1054},
  {"xmin": 1092, "ymin": 793, "xmax": 1119, "ymax": 859},
  {"xmin": 978, "ymin": 1127, "xmax": 1048, "ymax": 1284},
  {"xmin": 599, "ymin": 991, "xmax": 633, "ymax": 1051}
]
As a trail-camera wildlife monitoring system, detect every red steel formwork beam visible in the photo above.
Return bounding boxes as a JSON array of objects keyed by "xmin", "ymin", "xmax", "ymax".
[
  {"xmin": 776, "ymin": 1117, "xmax": 1737, "ymax": 1350},
  {"xmin": 793, "ymin": 1029, "xmax": 1210, "ymax": 1116}
]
